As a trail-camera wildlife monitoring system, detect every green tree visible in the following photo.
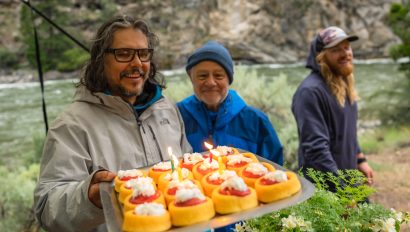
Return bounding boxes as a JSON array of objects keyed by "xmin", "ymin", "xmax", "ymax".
[
  {"xmin": 386, "ymin": 2, "xmax": 410, "ymax": 124},
  {"xmin": 20, "ymin": 0, "xmax": 88, "ymax": 72}
]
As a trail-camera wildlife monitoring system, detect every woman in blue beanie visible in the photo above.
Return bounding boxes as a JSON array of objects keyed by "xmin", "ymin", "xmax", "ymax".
[{"xmin": 177, "ymin": 40, "xmax": 284, "ymax": 231}]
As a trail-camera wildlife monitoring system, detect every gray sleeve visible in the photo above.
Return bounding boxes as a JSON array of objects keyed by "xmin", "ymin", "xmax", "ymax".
[
  {"xmin": 175, "ymin": 102, "xmax": 193, "ymax": 154},
  {"xmin": 33, "ymin": 121, "xmax": 105, "ymax": 232}
]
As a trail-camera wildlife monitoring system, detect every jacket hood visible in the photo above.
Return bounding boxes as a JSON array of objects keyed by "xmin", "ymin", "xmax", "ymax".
[{"xmin": 306, "ymin": 34, "xmax": 325, "ymax": 73}]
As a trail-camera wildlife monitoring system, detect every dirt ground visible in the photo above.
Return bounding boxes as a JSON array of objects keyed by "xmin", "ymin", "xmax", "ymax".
[{"xmin": 368, "ymin": 145, "xmax": 410, "ymax": 231}]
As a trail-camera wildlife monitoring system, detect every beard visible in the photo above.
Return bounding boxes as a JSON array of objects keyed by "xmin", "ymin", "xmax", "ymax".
[
  {"xmin": 117, "ymin": 68, "xmax": 148, "ymax": 97},
  {"xmin": 327, "ymin": 59, "xmax": 354, "ymax": 77}
]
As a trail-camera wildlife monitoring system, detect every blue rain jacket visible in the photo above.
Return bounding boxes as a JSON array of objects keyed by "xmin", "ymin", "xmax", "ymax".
[{"xmin": 177, "ymin": 89, "xmax": 283, "ymax": 165}]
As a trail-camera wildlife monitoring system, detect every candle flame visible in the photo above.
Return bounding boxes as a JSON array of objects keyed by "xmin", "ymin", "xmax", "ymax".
[{"xmin": 204, "ymin": 141, "xmax": 213, "ymax": 150}]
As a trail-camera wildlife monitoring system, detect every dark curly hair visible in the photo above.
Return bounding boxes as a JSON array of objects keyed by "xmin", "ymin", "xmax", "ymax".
[{"xmin": 78, "ymin": 15, "xmax": 165, "ymax": 92}]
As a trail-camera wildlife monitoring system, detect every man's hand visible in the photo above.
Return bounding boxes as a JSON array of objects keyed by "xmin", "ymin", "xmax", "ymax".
[
  {"xmin": 88, "ymin": 170, "xmax": 116, "ymax": 208},
  {"xmin": 358, "ymin": 162, "xmax": 374, "ymax": 185}
]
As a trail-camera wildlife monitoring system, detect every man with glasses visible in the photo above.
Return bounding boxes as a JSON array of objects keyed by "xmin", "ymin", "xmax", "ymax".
[{"xmin": 34, "ymin": 16, "xmax": 191, "ymax": 231}]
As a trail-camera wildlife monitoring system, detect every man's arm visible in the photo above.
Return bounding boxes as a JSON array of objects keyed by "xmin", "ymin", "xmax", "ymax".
[
  {"xmin": 34, "ymin": 121, "xmax": 110, "ymax": 231},
  {"xmin": 356, "ymin": 153, "xmax": 374, "ymax": 185}
]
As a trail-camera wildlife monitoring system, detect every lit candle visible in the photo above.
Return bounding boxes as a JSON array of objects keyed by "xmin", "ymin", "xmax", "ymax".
[
  {"xmin": 177, "ymin": 167, "xmax": 182, "ymax": 181},
  {"xmin": 204, "ymin": 141, "xmax": 214, "ymax": 162},
  {"xmin": 167, "ymin": 147, "xmax": 175, "ymax": 172},
  {"xmin": 218, "ymin": 156, "xmax": 223, "ymax": 175}
]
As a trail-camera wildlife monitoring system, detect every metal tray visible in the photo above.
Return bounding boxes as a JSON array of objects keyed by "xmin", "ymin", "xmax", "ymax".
[{"xmin": 100, "ymin": 155, "xmax": 315, "ymax": 232}]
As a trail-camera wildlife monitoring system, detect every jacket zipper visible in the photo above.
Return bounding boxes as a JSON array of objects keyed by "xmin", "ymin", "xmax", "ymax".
[
  {"xmin": 148, "ymin": 125, "xmax": 164, "ymax": 161},
  {"xmin": 133, "ymin": 106, "xmax": 148, "ymax": 166}
]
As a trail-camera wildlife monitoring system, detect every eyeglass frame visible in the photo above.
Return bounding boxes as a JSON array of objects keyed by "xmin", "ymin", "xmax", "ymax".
[{"xmin": 105, "ymin": 48, "xmax": 154, "ymax": 63}]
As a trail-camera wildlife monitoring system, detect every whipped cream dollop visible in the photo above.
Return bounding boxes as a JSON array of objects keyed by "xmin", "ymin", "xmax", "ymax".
[
  {"xmin": 175, "ymin": 187, "xmax": 205, "ymax": 203},
  {"xmin": 245, "ymin": 163, "xmax": 268, "ymax": 176},
  {"xmin": 215, "ymin": 146, "xmax": 234, "ymax": 156},
  {"xmin": 183, "ymin": 152, "xmax": 204, "ymax": 165},
  {"xmin": 167, "ymin": 179, "xmax": 197, "ymax": 190},
  {"xmin": 208, "ymin": 170, "xmax": 237, "ymax": 181},
  {"xmin": 221, "ymin": 176, "xmax": 248, "ymax": 192},
  {"xmin": 117, "ymin": 169, "xmax": 144, "ymax": 179},
  {"xmin": 199, "ymin": 158, "xmax": 219, "ymax": 171},
  {"xmin": 226, "ymin": 155, "xmax": 252, "ymax": 166},
  {"xmin": 263, "ymin": 170, "xmax": 288, "ymax": 183},
  {"xmin": 130, "ymin": 177, "xmax": 156, "ymax": 197},
  {"xmin": 164, "ymin": 168, "xmax": 190, "ymax": 181},
  {"xmin": 134, "ymin": 202, "xmax": 166, "ymax": 216},
  {"xmin": 152, "ymin": 161, "xmax": 172, "ymax": 171}
]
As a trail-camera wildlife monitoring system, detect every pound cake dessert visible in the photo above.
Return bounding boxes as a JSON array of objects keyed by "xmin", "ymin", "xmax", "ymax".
[
  {"xmin": 239, "ymin": 162, "xmax": 275, "ymax": 188},
  {"xmin": 122, "ymin": 202, "xmax": 171, "ymax": 232},
  {"xmin": 123, "ymin": 177, "xmax": 166, "ymax": 212},
  {"xmin": 157, "ymin": 168, "xmax": 193, "ymax": 192},
  {"xmin": 225, "ymin": 154, "xmax": 256, "ymax": 174},
  {"xmin": 255, "ymin": 170, "xmax": 301, "ymax": 203},
  {"xmin": 212, "ymin": 176, "xmax": 258, "ymax": 214},
  {"xmin": 148, "ymin": 161, "xmax": 174, "ymax": 184},
  {"xmin": 201, "ymin": 170, "xmax": 238, "ymax": 197},
  {"xmin": 192, "ymin": 158, "xmax": 225, "ymax": 181},
  {"xmin": 180, "ymin": 152, "xmax": 205, "ymax": 171},
  {"xmin": 114, "ymin": 169, "xmax": 145, "ymax": 192},
  {"xmin": 164, "ymin": 179, "xmax": 203, "ymax": 205},
  {"xmin": 168, "ymin": 187, "xmax": 215, "ymax": 226}
]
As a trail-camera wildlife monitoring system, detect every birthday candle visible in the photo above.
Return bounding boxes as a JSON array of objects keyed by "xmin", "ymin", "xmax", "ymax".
[
  {"xmin": 218, "ymin": 156, "xmax": 223, "ymax": 174},
  {"xmin": 177, "ymin": 167, "xmax": 182, "ymax": 181},
  {"xmin": 167, "ymin": 147, "xmax": 175, "ymax": 172}
]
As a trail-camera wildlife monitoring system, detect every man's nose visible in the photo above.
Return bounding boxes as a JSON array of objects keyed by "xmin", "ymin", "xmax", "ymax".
[
  {"xmin": 206, "ymin": 76, "xmax": 217, "ymax": 85},
  {"xmin": 130, "ymin": 54, "xmax": 142, "ymax": 66}
]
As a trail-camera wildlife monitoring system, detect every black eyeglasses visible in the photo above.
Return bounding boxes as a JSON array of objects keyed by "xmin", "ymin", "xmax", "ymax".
[{"xmin": 105, "ymin": 48, "xmax": 154, "ymax": 62}]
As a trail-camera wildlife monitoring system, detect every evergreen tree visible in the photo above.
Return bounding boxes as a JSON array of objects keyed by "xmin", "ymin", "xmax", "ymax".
[{"xmin": 387, "ymin": 2, "xmax": 410, "ymax": 124}]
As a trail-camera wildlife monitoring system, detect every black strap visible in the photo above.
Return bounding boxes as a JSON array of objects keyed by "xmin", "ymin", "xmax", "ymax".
[{"xmin": 28, "ymin": 0, "xmax": 48, "ymax": 133}]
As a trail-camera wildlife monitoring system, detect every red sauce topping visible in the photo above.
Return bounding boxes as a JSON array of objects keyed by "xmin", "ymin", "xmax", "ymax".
[
  {"xmin": 152, "ymin": 168, "xmax": 170, "ymax": 172},
  {"xmin": 181, "ymin": 162, "xmax": 194, "ymax": 171},
  {"xmin": 227, "ymin": 161, "xmax": 248, "ymax": 168},
  {"xmin": 219, "ymin": 188, "xmax": 251, "ymax": 196},
  {"xmin": 167, "ymin": 187, "xmax": 177, "ymax": 195},
  {"xmin": 129, "ymin": 190, "xmax": 160, "ymax": 204},
  {"xmin": 174, "ymin": 198, "xmax": 206, "ymax": 207},
  {"xmin": 260, "ymin": 178, "xmax": 278, "ymax": 185},
  {"xmin": 119, "ymin": 176, "xmax": 134, "ymax": 181},
  {"xmin": 206, "ymin": 176, "xmax": 224, "ymax": 185},
  {"xmin": 242, "ymin": 169, "xmax": 264, "ymax": 178},
  {"xmin": 197, "ymin": 166, "xmax": 217, "ymax": 176}
]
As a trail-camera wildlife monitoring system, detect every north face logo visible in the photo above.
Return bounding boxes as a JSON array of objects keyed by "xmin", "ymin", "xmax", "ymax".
[{"xmin": 160, "ymin": 118, "xmax": 170, "ymax": 125}]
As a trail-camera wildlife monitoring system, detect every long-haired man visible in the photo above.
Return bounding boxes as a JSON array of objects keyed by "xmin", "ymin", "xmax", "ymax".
[{"xmin": 292, "ymin": 26, "xmax": 373, "ymax": 190}]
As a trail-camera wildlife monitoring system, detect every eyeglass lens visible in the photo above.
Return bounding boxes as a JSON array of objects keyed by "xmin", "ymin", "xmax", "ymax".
[{"xmin": 114, "ymin": 48, "xmax": 152, "ymax": 62}]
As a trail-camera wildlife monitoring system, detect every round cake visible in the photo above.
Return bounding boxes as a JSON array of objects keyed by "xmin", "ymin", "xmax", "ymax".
[
  {"xmin": 212, "ymin": 176, "xmax": 258, "ymax": 214},
  {"xmin": 255, "ymin": 170, "xmax": 301, "ymax": 203},
  {"xmin": 114, "ymin": 169, "xmax": 144, "ymax": 192},
  {"xmin": 122, "ymin": 202, "xmax": 171, "ymax": 232},
  {"xmin": 157, "ymin": 168, "xmax": 193, "ymax": 192},
  {"xmin": 164, "ymin": 179, "xmax": 203, "ymax": 205},
  {"xmin": 201, "ymin": 170, "xmax": 238, "ymax": 197},
  {"xmin": 180, "ymin": 152, "xmax": 205, "ymax": 171},
  {"xmin": 168, "ymin": 188, "xmax": 215, "ymax": 226},
  {"xmin": 123, "ymin": 177, "xmax": 166, "ymax": 212},
  {"xmin": 192, "ymin": 158, "xmax": 225, "ymax": 181},
  {"xmin": 148, "ymin": 161, "xmax": 173, "ymax": 184},
  {"xmin": 239, "ymin": 162, "xmax": 275, "ymax": 188},
  {"xmin": 225, "ymin": 154, "xmax": 255, "ymax": 174}
]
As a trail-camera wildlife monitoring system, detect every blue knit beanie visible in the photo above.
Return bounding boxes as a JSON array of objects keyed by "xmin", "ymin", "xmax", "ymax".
[{"xmin": 186, "ymin": 40, "xmax": 234, "ymax": 84}]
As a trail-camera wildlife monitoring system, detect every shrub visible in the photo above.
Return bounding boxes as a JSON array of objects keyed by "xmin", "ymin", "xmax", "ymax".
[{"xmin": 238, "ymin": 169, "xmax": 410, "ymax": 232}]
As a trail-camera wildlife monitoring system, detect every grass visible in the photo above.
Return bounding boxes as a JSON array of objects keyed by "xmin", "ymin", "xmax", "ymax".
[{"xmin": 359, "ymin": 125, "xmax": 410, "ymax": 154}]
